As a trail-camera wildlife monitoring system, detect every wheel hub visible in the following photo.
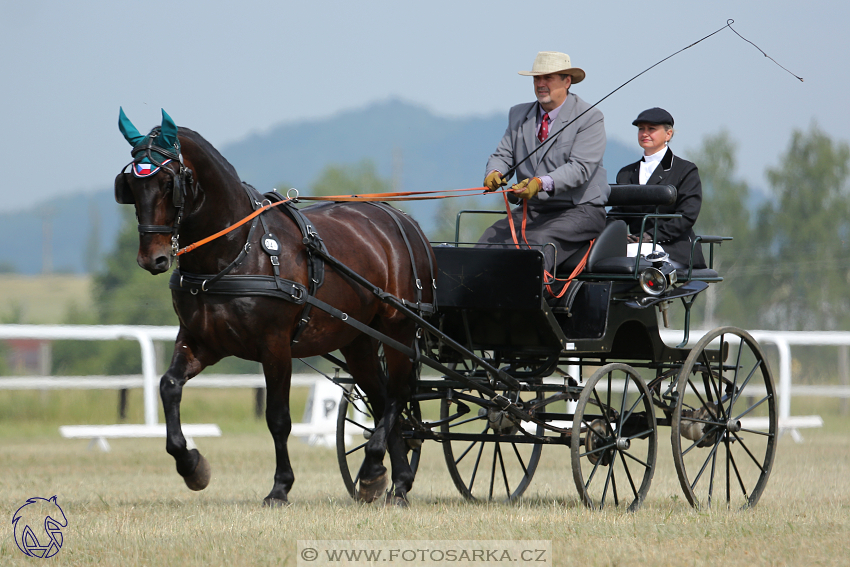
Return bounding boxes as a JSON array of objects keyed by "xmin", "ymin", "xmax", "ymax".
[{"xmin": 585, "ymin": 419, "xmax": 613, "ymax": 466}]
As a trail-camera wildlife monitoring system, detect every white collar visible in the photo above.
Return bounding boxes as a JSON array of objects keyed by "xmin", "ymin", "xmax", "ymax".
[{"xmin": 642, "ymin": 145, "xmax": 667, "ymax": 165}]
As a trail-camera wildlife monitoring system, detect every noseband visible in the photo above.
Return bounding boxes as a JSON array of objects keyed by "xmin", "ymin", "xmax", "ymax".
[{"xmin": 120, "ymin": 128, "xmax": 195, "ymax": 255}]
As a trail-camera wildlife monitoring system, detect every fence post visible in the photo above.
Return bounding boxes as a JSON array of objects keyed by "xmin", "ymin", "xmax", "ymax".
[{"xmin": 838, "ymin": 345, "xmax": 850, "ymax": 415}]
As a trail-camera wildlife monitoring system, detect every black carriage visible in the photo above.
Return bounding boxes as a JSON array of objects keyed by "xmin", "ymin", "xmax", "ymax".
[{"xmin": 333, "ymin": 184, "xmax": 777, "ymax": 511}]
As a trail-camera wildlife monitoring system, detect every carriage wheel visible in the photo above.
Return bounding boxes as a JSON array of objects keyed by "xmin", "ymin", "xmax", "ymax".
[
  {"xmin": 440, "ymin": 388, "xmax": 543, "ymax": 502},
  {"xmin": 671, "ymin": 326, "xmax": 777, "ymax": 509},
  {"xmin": 571, "ymin": 363, "xmax": 657, "ymax": 511},
  {"xmin": 336, "ymin": 384, "xmax": 422, "ymax": 499}
]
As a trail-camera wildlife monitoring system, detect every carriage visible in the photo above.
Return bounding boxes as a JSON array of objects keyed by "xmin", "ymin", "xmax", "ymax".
[
  {"xmin": 331, "ymin": 184, "xmax": 777, "ymax": 511},
  {"xmin": 115, "ymin": 110, "xmax": 776, "ymax": 511}
]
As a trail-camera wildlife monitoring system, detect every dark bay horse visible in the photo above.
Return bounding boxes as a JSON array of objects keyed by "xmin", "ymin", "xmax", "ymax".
[{"xmin": 114, "ymin": 109, "xmax": 435, "ymax": 506}]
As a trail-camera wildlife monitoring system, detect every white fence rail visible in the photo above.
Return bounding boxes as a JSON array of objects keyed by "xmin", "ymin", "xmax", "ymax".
[{"xmin": 2, "ymin": 325, "xmax": 849, "ymax": 445}]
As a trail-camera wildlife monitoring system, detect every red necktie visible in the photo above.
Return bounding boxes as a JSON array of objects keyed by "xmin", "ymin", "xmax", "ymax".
[{"xmin": 538, "ymin": 113, "xmax": 549, "ymax": 142}]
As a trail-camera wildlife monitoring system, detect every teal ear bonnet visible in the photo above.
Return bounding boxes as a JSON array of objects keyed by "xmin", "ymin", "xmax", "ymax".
[{"xmin": 119, "ymin": 107, "xmax": 181, "ymax": 176}]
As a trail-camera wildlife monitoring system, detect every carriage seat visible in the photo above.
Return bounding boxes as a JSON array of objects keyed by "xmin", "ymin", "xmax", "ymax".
[
  {"xmin": 558, "ymin": 220, "xmax": 651, "ymax": 274},
  {"xmin": 558, "ymin": 220, "xmax": 720, "ymax": 280}
]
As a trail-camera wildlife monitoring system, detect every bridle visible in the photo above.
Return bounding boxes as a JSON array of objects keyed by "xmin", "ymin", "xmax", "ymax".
[{"xmin": 117, "ymin": 127, "xmax": 195, "ymax": 256}]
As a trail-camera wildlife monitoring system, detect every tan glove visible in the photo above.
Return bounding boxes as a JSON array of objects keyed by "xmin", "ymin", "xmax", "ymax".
[
  {"xmin": 511, "ymin": 177, "xmax": 543, "ymax": 200},
  {"xmin": 483, "ymin": 170, "xmax": 507, "ymax": 192}
]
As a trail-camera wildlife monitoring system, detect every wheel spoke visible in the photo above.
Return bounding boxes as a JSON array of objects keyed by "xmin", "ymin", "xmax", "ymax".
[
  {"xmin": 511, "ymin": 443, "xmax": 529, "ymax": 477},
  {"xmin": 621, "ymin": 390, "xmax": 647, "ymax": 429},
  {"xmin": 344, "ymin": 440, "xmax": 368, "ymax": 457},
  {"xmin": 591, "ymin": 389, "xmax": 616, "ymax": 437},
  {"xmin": 620, "ymin": 447, "xmax": 653, "ymax": 470},
  {"xmin": 733, "ymin": 395, "xmax": 771, "ymax": 421},
  {"xmin": 731, "ymin": 430, "xmax": 768, "ymax": 473},
  {"xmin": 707, "ymin": 440, "xmax": 718, "ymax": 507},
  {"xmin": 690, "ymin": 435, "xmax": 723, "ymax": 492},
  {"xmin": 448, "ymin": 414, "xmax": 486, "ymax": 429},
  {"xmin": 496, "ymin": 442, "xmax": 511, "ymax": 499},
  {"xmin": 729, "ymin": 449, "xmax": 750, "ymax": 502},
  {"xmin": 344, "ymin": 417, "xmax": 372, "ymax": 433},
  {"xmin": 584, "ymin": 450, "xmax": 603, "ymax": 489},
  {"xmin": 619, "ymin": 451, "xmax": 639, "ymax": 498},
  {"xmin": 611, "ymin": 465, "xmax": 619, "ymax": 507},
  {"xmin": 468, "ymin": 439, "xmax": 486, "ymax": 492},
  {"xmin": 725, "ymin": 336, "xmax": 745, "ymax": 417},
  {"xmin": 454, "ymin": 437, "xmax": 481, "ymax": 466},
  {"xmin": 729, "ymin": 359, "xmax": 763, "ymax": 412},
  {"xmin": 601, "ymin": 458, "xmax": 614, "ymax": 508},
  {"xmin": 725, "ymin": 437, "xmax": 731, "ymax": 504},
  {"xmin": 489, "ymin": 442, "xmax": 499, "ymax": 500},
  {"xmin": 685, "ymin": 376, "xmax": 717, "ymax": 420}
]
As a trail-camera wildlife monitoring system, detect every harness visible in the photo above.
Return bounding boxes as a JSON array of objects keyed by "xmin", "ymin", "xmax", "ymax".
[
  {"xmin": 169, "ymin": 188, "xmax": 436, "ymax": 346},
  {"xmin": 118, "ymin": 128, "xmax": 195, "ymax": 255}
]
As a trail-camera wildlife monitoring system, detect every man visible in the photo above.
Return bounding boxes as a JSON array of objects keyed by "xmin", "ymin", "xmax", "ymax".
[{"xmin": 479, "ymin": 51, "xmax": 610, "ymax": 273}]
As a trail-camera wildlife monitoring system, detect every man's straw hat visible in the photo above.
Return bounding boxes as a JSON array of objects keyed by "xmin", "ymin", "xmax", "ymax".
[{"xmin": 518, "ymin": 51, "xmax": 585, "ymax": 84}]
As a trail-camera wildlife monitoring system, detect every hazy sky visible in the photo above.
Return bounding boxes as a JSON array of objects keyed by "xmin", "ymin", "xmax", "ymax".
[{"xmin": 2, "ymin": 0, "xmax": 846, "ymax": 213}]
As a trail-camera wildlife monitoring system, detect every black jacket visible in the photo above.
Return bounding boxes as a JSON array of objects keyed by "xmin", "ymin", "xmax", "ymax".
[{"xmin": 610, "ymin": 148, "xmax": 706, "ymax": 268}]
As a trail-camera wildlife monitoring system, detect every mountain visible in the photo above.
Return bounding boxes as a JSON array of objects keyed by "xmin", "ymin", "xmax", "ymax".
[{"xmin": 0, "ymin": 99, "xmax": 638, "ymax": 275}]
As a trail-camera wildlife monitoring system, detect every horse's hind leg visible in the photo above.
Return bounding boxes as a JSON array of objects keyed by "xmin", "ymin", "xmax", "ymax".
[
  {"xmin": 261, "ymin": 345, "xmax": 295, "ymax": 507},
  {"xmin": 381, "ymin": 344, "xmax": 417, "ymax": 506},
  {"xmin": 342, "ymin": 335, "xmax": 416, "ymax": 506},
  {"xmin": 340, "ymin": 337, "xmax": 389, "ymax": 503},
  {"xmin": 161, "ymin": 330, "xmax": 218, "ymax": 491}
]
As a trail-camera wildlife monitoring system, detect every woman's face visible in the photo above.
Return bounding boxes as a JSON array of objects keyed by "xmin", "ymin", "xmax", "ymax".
[{"xmin": 636, "ymin": 122, "xmax": 672, "ymax": 155}]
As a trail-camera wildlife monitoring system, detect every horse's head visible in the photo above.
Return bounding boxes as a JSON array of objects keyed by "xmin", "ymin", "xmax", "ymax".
[{"xmin": 115, "ymin": 107, "xmax": 195, "ymax": 274}]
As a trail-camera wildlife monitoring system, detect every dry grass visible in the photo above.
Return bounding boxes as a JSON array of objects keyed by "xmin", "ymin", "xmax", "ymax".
[
  {"xmin": 0, "ymin": 274, "xmax": 92, "ymax": 324},
  {"xmin": 1, "ymin": 389, "xmax": 849, "ymax": 566}
]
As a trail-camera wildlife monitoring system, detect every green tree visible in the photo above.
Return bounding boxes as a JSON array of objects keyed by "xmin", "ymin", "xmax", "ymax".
[
  {"xmin": 759, "ymin": 122, "xmax": 850, "ymax": 330},
  {"xmin": 685, "ymin": 131, "xmax": 765, "ymax": 328},
  {"xmin": 310, "ymin": 160, "xmax": 389, "ymax": 196}
]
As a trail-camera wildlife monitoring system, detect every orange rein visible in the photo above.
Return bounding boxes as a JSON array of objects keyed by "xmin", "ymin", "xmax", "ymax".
[
  {"xmin": 502, "ymin": 192, "xmax": 593, "ymax": 299},
  {"xmin": 175, "ymin": 198, "xmax": 292, "ymax": 256}
]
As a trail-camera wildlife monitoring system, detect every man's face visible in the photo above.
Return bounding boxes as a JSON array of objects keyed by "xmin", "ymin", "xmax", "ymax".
[{"xmin": 533, "ymin": 73, "xmax": 572, "ymax": 111}]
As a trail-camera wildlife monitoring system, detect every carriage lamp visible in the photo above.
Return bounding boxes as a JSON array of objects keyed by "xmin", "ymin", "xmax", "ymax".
[{"xmin": 638, "ymin": 252, "xmax": 677, "ymax": 296}]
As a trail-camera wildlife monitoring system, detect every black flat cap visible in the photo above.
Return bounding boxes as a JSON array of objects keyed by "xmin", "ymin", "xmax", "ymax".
[{"xmin": 632, "ymin": 107, "xmax": 674, "ymax": 126}]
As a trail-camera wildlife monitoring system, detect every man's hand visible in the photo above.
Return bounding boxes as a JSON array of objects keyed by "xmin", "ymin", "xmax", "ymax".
[
  {"xmin": 483, "ymin": 170, "xmax": 507, "ymax": 192},
  {"xmin": 511, "ymin": 177, "xmax": 542, "ymax": 200}
]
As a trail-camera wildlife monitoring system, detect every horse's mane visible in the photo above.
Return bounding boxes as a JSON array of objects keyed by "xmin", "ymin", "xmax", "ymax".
[{"xmin": 177, "ymin": 127, "xmax": 241, "ymax": 182}]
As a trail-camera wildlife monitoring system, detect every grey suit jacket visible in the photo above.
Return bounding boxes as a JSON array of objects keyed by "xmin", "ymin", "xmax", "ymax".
[{"xmin": 486, "ymin": 93, "xmax": 609, "ymax": 206}]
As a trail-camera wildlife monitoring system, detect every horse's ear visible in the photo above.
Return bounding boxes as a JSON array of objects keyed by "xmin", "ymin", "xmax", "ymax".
[
  {"xmin": 160, "ymin": 109, "xmax": 179, "ymax": 148},
  {"xmin": 118, "ymin": 107, "xmax": 144, "ymax": 146}
]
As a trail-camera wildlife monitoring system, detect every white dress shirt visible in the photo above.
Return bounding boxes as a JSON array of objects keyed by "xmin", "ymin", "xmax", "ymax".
[{"xmin": 639, "ymin": 145, "xmax": 667, "ymax": 185}]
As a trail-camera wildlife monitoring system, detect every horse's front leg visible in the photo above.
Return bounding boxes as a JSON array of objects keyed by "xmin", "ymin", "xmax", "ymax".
[
  {"xmin": 161, "ymin": 329, "xmax": 220, "ymax": 490},
  {"xmin": 261, "ymin": 346, "xmax": 295, "ymax": 507}
]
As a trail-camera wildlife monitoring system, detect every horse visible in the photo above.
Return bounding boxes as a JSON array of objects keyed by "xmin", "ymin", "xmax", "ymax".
[{"xmin": 114, "ymin": 108, "xmax": 435, "ymax": 506}]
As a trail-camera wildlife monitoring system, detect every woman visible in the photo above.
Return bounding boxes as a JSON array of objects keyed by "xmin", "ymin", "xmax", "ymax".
[{"xmin": 609, "ymin": 107, "xmax": 706, "ymax": 269}]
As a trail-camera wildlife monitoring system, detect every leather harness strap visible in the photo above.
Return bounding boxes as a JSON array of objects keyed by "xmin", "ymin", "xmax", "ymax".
[{"xmin": 171, "ymin": 191, "xmax": 434, "ymax": 348}]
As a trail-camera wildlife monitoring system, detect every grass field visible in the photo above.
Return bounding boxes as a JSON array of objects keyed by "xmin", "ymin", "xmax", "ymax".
[
  {"xmin": 0, "ymin": 274, "xmax": 92, "ymax": 324},
  {"xmin": 1, "ymin": 388, "xmax": 849, "ymax": 566}
]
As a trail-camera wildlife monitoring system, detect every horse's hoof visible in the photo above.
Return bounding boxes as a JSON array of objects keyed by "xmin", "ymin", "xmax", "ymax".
[
  {"xmin": 357, "ymin": 472, "xmax": 388, "ymax": 503},
  {"xmin": 385, "ymin": 492, "xmax": 409, "ymax": 508},
  {"xmin": 183, "ymin": 453, "xmax": 211, "ymax": 491},
  {"xmin": 263, "ymin": 497, "xmax": 290, "ymax": 508}
]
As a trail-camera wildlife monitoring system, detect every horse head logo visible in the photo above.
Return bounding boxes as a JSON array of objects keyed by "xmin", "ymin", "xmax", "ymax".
[{"xmin": 12, "ymin": 496, "xmax": 68, "ymax": 558}]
